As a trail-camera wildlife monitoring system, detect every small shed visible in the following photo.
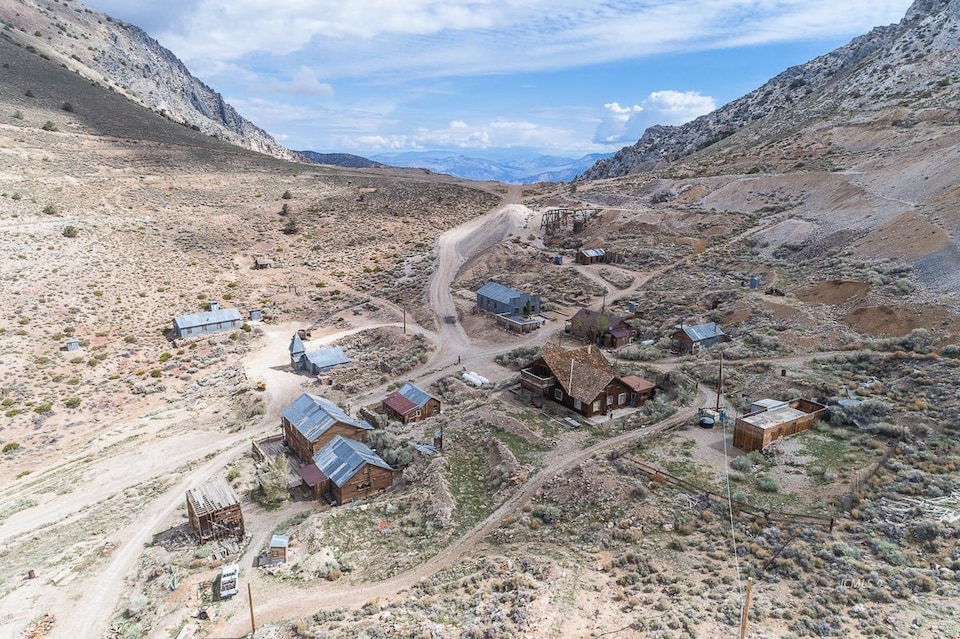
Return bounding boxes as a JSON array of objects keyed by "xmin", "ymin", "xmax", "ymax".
[
  {"xmin": 186, "ymin": 478, "xmax": 244, "ymax": 542},
  {"xmin": 268, "ymin": 534, "xmax": 289, "ymax": 565},
  {"xmin": 576, "ymin": 248, "xmax": 606, "ymax": 265},
  {"xmin": 289, "ymin": 333, "xmax": 350, "ymax": 374},
  {"xmin": 382, "ymin": 382, "xmax": 442, "ymax": 423},
  {"xmin": 749, "ymin": 275, "xmax": 762, "ymax": 290},
  {"xmin": 733, "ymin": 398, "xmax": 827, "ymax": 452},
  {"xmin": 64, "ymin": 338, "xmax": 80, "ymax": 352},
  {"xmin": 670, "ymin": 322, "xmax": 729, "ymax": 354},
  {"xmin": 249, "ymin": 309, "xmax": 263, "ymax": 321}
]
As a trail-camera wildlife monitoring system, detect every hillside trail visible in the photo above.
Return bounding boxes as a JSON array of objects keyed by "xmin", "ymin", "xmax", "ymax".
[{"xmin": 213, "ymin": 387, "xmax": 708, "ymax": 637}]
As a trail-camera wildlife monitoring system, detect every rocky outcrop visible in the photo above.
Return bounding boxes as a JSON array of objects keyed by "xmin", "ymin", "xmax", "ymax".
[
  {"xmin": 581, "ymin": 0, "xmax": 960, "ymax": 180},
  {"xmin": 1, "ymin": 0, "xmax": 294, "ymax": 159}
]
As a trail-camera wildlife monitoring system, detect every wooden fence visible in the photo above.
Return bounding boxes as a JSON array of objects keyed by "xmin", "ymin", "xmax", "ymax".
[{"xmin": 614, "ymin": 453, "xmax": 835, "ymax": 531}]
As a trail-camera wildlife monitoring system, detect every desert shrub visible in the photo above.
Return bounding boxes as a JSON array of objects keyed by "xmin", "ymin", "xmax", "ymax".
[
  {"xmin": 62, "ymin": 102, "xmax": 75, "ymax": 113},
  {"xmin": 365, "ymin": 429, "xmax": 415, "ymax": 469},
  {"xmin": 940, "ymin": 344, "xmax": 960, "ymax": 359},
  {"xmin": 12, "ymin": 110, "xmax": 23, "ymax": 119},
  {"xmin": 33, "ymin": 402, "xmax": 53, "ymax": 415},
  {"xmin": 282, "ymin": 217, "xmax": 299, "ymax": 234},
  {"xmin": 2, "ymin": 442, "xmax": 21, "ymax": 453},
  {"xmin": 63, "ymin": 396, "xmax": 80, "ymax": 409},
  {"xmin": 493, "ymin": 345, "xmax": 539, "ymax": 369},
  {"xmin": 41, "ymin": 120, "xmax": 57, "ymax": 131},
  {"xmin": 42, "ymin": 204, "xmax": 57, "ymax": 215},
  {"xmin": 530, "ymin": 503, "xmax": 561, "ymax": 525},
  {"xmin": 731, "ymin": 456, "xmax": 754, "ymax": 472},
  {"xmin": 62, "ymin": 225, "xmax": 78, "ymax": 237},
  {"xmin": 757, "ymin": 476, "xmax": 779, "ymax": 493}
]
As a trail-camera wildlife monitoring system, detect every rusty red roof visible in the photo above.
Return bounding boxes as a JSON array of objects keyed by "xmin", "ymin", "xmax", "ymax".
[
  {"xmin": 298, "ymin": 463, "xmax": 327, "ymax": 487},
  {"xmin": 383, "ymin": 391, "xmax": 419, "ymax": 416}
]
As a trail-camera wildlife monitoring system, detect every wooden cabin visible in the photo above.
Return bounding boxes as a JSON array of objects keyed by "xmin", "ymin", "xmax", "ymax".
[
  {"xmin": 733, "ymin": 398, "xmax": 827, "ymax": 452},
  {"xmin": 299, "ymin": 435, "xmax": 394, "ymax": 505},
  {"xmin": 186, "ymin": 478, "xmax": 244, "ymax": 542},
  {"xmin": 521, "ymin": 343, "xmax": 634, "ymax": 418},
  {"xmin": 382, "ymin": 382, "xmax": 441, "ymax": 424},
  {"xmin": 281, "ymin": 392, "xmax": 374, "ymax": 465}
]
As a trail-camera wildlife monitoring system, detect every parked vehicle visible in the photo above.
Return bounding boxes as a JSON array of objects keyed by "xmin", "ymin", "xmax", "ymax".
[{"xmin": 219, "ymin": 563, "xmax": 239, "ymax": 599}]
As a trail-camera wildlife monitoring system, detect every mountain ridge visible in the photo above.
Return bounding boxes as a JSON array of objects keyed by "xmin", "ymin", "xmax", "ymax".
[
  {"xmin": 581, "ymin": 0, "xmax": 960, "ymax": 180},
  {"xmin": 0, "ymin": 0, "xmax": 295, "ymax": 159}
]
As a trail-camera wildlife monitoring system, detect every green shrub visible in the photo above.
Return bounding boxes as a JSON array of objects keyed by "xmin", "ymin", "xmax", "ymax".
[
  {"xmin": 731, "ymin": 456, "xmax": 754, "ymax": 472},
  {"xmin": 41, "ymin": 120, "xmax": 58, "ymax": 131},
  {"xmin": 64, "ymin": 396, "xmax": 81, "ymax": 409},
  {"xmin": 62, "ymin": 225, "xmax": 78, "ymax": 237},
  {"xmin": 62, "ymin": 102, "xmax": 75, "ymax": 113},
  {"xmin": 281, "ymin": 190, "xmax": 292, "ymax": 200},
  {"xmin": 34, "ymin": 402, "xmax": 53, "ymax": 415},
  {"xmin": 757, "ymin": 476, "xmax": 779, "ymax": 493},
  {"xmin": 2, "ymin": 441, "xmax": 21, "ymax": 453}
]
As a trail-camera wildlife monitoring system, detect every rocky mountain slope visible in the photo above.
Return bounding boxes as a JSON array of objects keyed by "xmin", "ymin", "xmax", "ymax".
[
  {"xmin": 0, "ymin": 0, "xmax": 294, "ymax": 159},
  {"xmin": 582, "ymin": 0, "xmax": 960, "ymax": 179}
]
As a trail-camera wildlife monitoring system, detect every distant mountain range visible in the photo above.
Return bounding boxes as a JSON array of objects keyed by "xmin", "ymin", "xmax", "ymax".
[
  {"xmin": 298, "ymin": 151, "xmax": 384, "ymax": 169},
  {"xmin": 367, "ymin": 151, "xmax": 613, "ymax": 184}
]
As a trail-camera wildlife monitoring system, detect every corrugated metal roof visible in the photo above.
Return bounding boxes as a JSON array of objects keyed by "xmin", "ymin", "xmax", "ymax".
[
  {"xmin": 298, "ymin": 463, "xmax": 327, "ymax": 487},
  {"xmin": 289, "ymin": 333, "xmax": 305, "ymax": 356},
  {"xmin": 312, "ymin": 435, "xmax": 392, "ymax": 488},
  {"xmin": 383, "ymin": 392, "xmax": 418, "ymax": 417},
  {"xmin": 173, "ymin": 307, "xmax": 243, "ymax": 330},
  {"xmin": 281, "ymin": 393, "xmax": 372, "ymax": 443},
  {"xmin": 397, "ymin": 382, "xmax": 432, "ymax": 408},
  {"xmin": 579, "ymin": 248, "xmax": 605, "ymax": 258},
  {"xmin": 270, "ymin": 534, "xmax": 289, "ymax": 548},
  {"xmin": 186, "ymin": 478, "xmax": 239, "ymax": 516},
  {"xmin": 476, "ymin": 281, "xmax": 522, "ymax": 304},
  {"xmin": 680, "ymin": 322, "xmax": 726, "ymax": 342},
  {"xmin": 304, "ymin": 346, "xmax": 350, "ymax": 370}
]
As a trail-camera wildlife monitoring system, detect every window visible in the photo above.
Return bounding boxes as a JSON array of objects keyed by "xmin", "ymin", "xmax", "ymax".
[
  {"xmin": 416, "ymin": 409, "xmax": 421, "ymax": 417},
  {"xmin": 573, "ymin": 399, "xmax": 581, "ymax": 410},
  {"xmin": 607, "ymin": 395, "xmax": 613, "ymax": 406},
  {"xmin": 618, "ymin": 392, "xmax": 627, "ymax": 405},
  {"xmin": 554, "ymin": 388, "xmax": 563, "ymax": 401}
]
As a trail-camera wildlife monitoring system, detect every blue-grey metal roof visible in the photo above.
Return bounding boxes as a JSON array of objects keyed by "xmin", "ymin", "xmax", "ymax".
[
  {"xmin": 281, "ymin": 393, "xmax": 372, "ymax": 443},
  {"xmin": 173, "ymin": 307, "xmax": 243, "ymax": 330},
  {"xmin": 580, "ymin": 248, "xmax": 605, "ymax": 258},
  {"xmin": 680, "ymin": 322, "xmax": 726, "ymax": 342},
  {"xmin": 397, "ymin": 382, "xmax": 433, "ymax": 408},
  {"xmin": 289, "ymin": 333, "xmax": 305, "ymax": 356},
  {"xmin": 312, "ymin": 435, "xmax": 392, "ymax": 488},
  {"xmin": 270, "ymin": 534, "xmax": 289, "ymax": 548},
  {"xmin": 305, "ymin": 346, "xmax": 350, "ymax": 370},
  {"xmin": 476, "ymin": 281, "xmax": 522, "ymax": 304}
]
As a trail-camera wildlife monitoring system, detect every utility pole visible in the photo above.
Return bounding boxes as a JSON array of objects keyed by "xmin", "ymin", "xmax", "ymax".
[
  {"xmin": 739, "ymin": 578, "xmax": 753, "ymax": 639},
  {"xmin": 247, "ymin": 582, "xmax": 256, "ymax": 634},
  {"xmin": 403, "ymin": 304, "xmax": 406, "ymax": 335}
]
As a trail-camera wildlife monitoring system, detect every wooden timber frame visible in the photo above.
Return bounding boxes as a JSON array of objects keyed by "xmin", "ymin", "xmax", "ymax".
[
  {"xmin": 541, "ymin": 208, "xmax": 601, "ymax": 236},
  {"xmin": 186, "ymin": 478, "xmax": 245, "ymax": 542}
]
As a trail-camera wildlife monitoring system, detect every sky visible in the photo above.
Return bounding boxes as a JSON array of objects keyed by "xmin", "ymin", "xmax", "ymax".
[{"xmin": 81, "ymin": 0, "xmax": 915, "ymax": 159}]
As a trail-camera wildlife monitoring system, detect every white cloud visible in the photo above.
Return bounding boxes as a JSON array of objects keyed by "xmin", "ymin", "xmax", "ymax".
[
  {"xmin": 96, "ymin": 0, "xmax": 912, "ymax": 80},
  {"xmin": 261, "ymin": 66, "xmax": 334, "ymax": 97},
  {"xmin": 593, "ymin": 91, "xmax": 716, "ymax": 145}
]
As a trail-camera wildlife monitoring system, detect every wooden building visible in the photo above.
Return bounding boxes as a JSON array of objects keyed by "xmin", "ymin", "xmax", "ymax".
[
  {"xmin": 298, "ymin": 435, "xmax": 394, "ymax": 504},
  {"xmin": 289, "ymin": 333, "xmax": 350, "ymax": 374},
  {"xmin": 576, "ymin": 247, "xmax": 606, "ymax": 265},
  {"xmin": 268, "ymin": 534, "xmax": 289, "ymax": 565},
  {"xmin": 619, "ymin": 375, "xmax": 656, "ymax": 406},
  {"xmin": 670, "ymin": 322, "xmax": 729, "ymax": 354},
  {"xmin": 733, "ymin": 398, "xmax": 827, "ymax": 452},
  {"xmin": 172, "ymin": 301, "xmax": 243, "ymax": 339},
  {"xmin": 568, "ymin": 308, "xmax": 636, "ymax": 348},
  {"xmin": 281, "ymin": 392, "xmax": 374, "ymax": 465},
  {"xmin": 520, "ymin": 343, "xmax": 635, "ymax": 418},
  {"xmin": 382, "ymin": 382, "xmax": 441, "ymax": 423},
  {"xmin": 476, "ymin": 281, "xmax": 541, "ymax": 317},
  {"xmin": 186, "ymin": 478, "xmax": 244, "ymax": 542}
]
